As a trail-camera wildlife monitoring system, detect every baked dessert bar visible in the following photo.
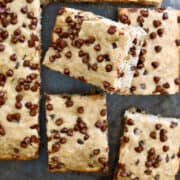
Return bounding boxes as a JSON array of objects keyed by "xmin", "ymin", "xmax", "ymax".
[
  {"xmin": 115, "ymin": 108, "xmax": 180, "ymax": 180},
  {"xmin": 46, "ymin": 94, "xmax": 109, "ymax": 172},
  {"xmin": 0, "ymin": 0, "xmax": 41, "ymax": 160},
  {"xmin": 43, "ymin": 7, "xmax": 146, "ymax": 94},
  {"xmin": 117, "ymin": 0, "xmax": 162, "ymax": 6},
  {"xmin": 118, "ymin": 8, "xmax": 180, "ymax": 95},
  {"xmin": 40, "ymin": 0, "xmax": 162, "ymax": 6}
]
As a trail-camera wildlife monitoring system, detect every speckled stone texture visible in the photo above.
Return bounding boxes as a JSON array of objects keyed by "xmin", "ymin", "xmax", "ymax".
[{"xmin": 0, "ymin": 0, "xmax": 179, "ymax": 180}]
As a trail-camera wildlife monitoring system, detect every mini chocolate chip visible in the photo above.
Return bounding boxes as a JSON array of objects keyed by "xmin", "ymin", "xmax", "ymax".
[
  {"xmin": 126, "ymin": 118, "xmax": 134, "ymax": 125},
  {"xmin": 154, "ymin": 46, "xmax": 162, "ymax": 53},
  {"xmin": 170, "ymin": 121, "xmax": 178, "ymax": 128},
  {"xmin": 157, "ymin": 28, "xmax": 164, "ymax": 37},
  {"xmin": 153, "ymin": 20, "xmax": 162, "ymax": 28},
  {"xmin": 149, "ymin": 131, "xmax": 157, "ymax": 139},
  {"xmin": 100, "ymin": 109, "xmax": 106, "ymax": 116},
  {"xmin": 97, "ymin": 55, "xmax": 104, "ymax": 63},
  {"xmin": 149, "ymin": 32, "xmax": 157, "ymax": 39},
  {"xmin": 67, "ymin": 129, "xmax": 73, "ymax": 136},
  {"xmin": 123, "ymin": 136, "xmax": 129, "ymax": 143},
  {"xmin": 175, "ymin": 39, "xmax": 180, "ymax": 46},
  {"xmin": 46, "ymin": 104, "xmax": 53, "ymax": 111},
  {"xmin": 77, "ymin": 139, "xmax": 84, "ymax": 144},
  {"xmin": 107, "ymin": 25, "xmax": 116, "ymax": 35},
  {"xmin": 93, "ymin": 149, "xmax": 100, "ymax": 155},
  {"xmin": 162, "ymin": 12, "xmax": 168, "ymax": 20},
  {"xmin": 0, "ymin": 44, "xmax": 5, "ymax": 51},
  {"xmin": 162, "ymin": 145, "xmax": 169, "ymax": 152},
  {"xmin": 77, "ymin": 106, "xmax": 84, "ymax": 114},
  {"xmin": 151, "ymin": 61, "xmax": 159, "ymax": 69},
  {"xmin": 105, "ymin": 64, "xmax": 113, "ymax": 72},
  {"xmin": 52, "ymin": 142, "xmax": 60, "ymax": 152},
  {"xmin": 55, "ymin": 118, "xmax": 63, "ymax": 126},
  {"xmin": 65, "ymin": 99, "xmax": 73, "ymax": 107},
  {"xmin": 140, "ymin": 10, "xmax": 149, "ymax": 17},
  {"xmin": 119, "ymin": 14, "xmax": 131, "ymax": 25},
  {"xmin": 94, "ymin": 44, "xmax": 101, "ymax": 51},
  {"xmin": 64, "ymin": 68, "xmax": 70, "ymax": 75},
  {"xmin": 175, "ymin": 78, "xmax": 180, "ymax": 85},
  {"xmin": 155, "ymin": 123, "xmax": 162, "ymax": 130}
]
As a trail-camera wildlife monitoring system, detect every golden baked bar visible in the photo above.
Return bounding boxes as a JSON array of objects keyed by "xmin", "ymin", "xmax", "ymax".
[
  {"xmin": 43, "ymin": 7, "xmax": 146, "ymax": 94},
  {"xmin": 0, "ymin": 0, "xmax": 40, "ymax": 160},
  {"xmin": 118, "ymin": 8, "xmax": 180, "ymax": 95},
  {"xmin": 41, "ymin": 0, "xmax": 162, "ymax": 6},
  {"xmin": 46, "ymin": 94, "xmax": 109, "ymax": 172},
  {"xmin": 115, "ymin": 108, "xmax": 180, "ymax": 180}
]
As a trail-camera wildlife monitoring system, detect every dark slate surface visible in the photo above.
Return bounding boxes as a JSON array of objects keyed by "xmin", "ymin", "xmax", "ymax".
[{"xmin": 0, "ymin": 0, "xmax": 180, "ymax": 180}]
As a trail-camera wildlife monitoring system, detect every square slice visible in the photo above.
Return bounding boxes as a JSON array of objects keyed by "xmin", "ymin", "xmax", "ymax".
[
  {"xmin": 115, "ymin": 108, "xmax": 180, "ymax": 180},
  {"xmin": 0, "ymin": 0, "xmax": 41, "ymax": 160},
  {"xmin": 118, "ymin": 8, "xmax": 180, "ymax": 95},
  {"xmin": 43, "ymin": 7, "xmax": 146, "ymax": 94},
  {"xmin": 45, "ymin": 94, "xmax": 109, "ymax": 172}
]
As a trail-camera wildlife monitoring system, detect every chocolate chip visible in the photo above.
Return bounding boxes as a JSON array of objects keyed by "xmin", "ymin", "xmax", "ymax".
[
  {"xmin": 100, "ymin": 109, "xmax": 106, "ymax": 116},
  {"xmin": 162, "ymin": 82, "xmax": 170, "ymax": 89},
  {"xmin": 160, "ymin": 129, "xmax": 168, "ymax": 142},
  {"xmin": 77, "ymin": 106, "xmax": 84, "ymax": 114},
  {"xmin": 154, "ymin": 46, "xmax": 162, "ymax": 53},
  {"xmin": 103, "ymin": 81, "xmax": 110, "ymax": 89},
  {"xmin": 65, "ymin": 51, "xmax": 72, "ymax": 58},
  {"xmin": 151, "ymin": 61, "xmax": 159, "ymax": 69},
  {"xmin": 66, "ymin": 129, "xmax": 73, "ymax": 136},
  {"xmin": 52, "ymin": 142, "xmax": 60, "ymax": 152},
  {"xmin": 175, "ymin": 78, "xmax": 180, "ymax": 85},
  {"xmin": 91, "ymin": 63, "xmax": 98, "ymax": 71},
  {"xmin": 77, "ymin": 139, "xmax": 84, "ymax": 144},
  {"xmin": 149, "ymin": 131, "xmax": 157, "ymax": 139},
  {"xmin": 153, "ymin": 20, "xmax": 162, "ymax": 28},
  {"xmin": 126, "ymin": 118, "xmax": 134, "ymax": 126},
  {"xmin": 149, "ymin": 32, "xmax": 157, "ymax": 39},
  {"xmin": 153, "ymin": 76, "xmax": 160, "ymax": 84},
  {"xmin": 46, "ymin": 104, "xmax": 53, "ymax": 111},
  {"xmin": 134, "ymin": 146, "xmax": 144, "ymax": 153},
  {"xmin": 64, "ymin": 68, "xmax": 70, "ymax": 75},
  {"xmin": 140, "ymin": 10, "xmax": 149, "ymax": 17},
  {"xmin": 97, "ymin": 55, "xmax": 104, "ymax": 63},
  {"xmin": 105, "ymin": 64, "xmax": 113, "ymax": 72},
  {"xmin": 155, "ymin": 123, "xmax": 162, "ymax": 130},
  {"xmin": 94, "ymin": 44, "xmax": 101, "ymax": 51},
  {"xmin": 162, "ymin": 145, "xmax": 169, "ymax": 152},
  {"xmin": 157, "ymin": 28, "xmax": 164, "ymax": 37},
  {"xmin": 0, "ymin": 124, "xmax": 5, "ymax": 136},
  {"xmin": 93, "ymin": 149, "xmax": 100, "ymax": 155},
  {"xmin": 119, "ymin": 14, "xmax": 131, "ymax": 25},
  {"xmin": 107, "ymin": 25, "xmax": 116, "ymax": 35},
  {"xmin": 55, "ymin": 118, "xmax": 63, "ymax": 126},
  {"xmin": 162, "ymin": 12, "xmax": 168, "ymax": 20},
  {"xmin": 65, "ymin": 99, "xmax": 73, "ymax": 107},
  {"xmin": 170, "ymin": 121, "xmax": 178, "ymax": 128},
  {"xmin": 0, "ymin": 44, "xmax": 5, "ymax": 51},
  {"xmin": 123, "ymin": 136, "xmax": 129, "ymax": 143},
  {"xmin": 175, "ymin": 39, "xmax": 180, "ymax": 46}
]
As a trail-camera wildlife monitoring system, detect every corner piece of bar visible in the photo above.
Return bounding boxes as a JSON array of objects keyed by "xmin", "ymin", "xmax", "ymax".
[
  {"xmin": 114, "ymin": 108, "xmax": 180, "ymax": 180},
  {"xmin": 45, "ymin": 94, "xmax": 109, "ymax": 172},
  {"xmin": 43, "ymin": 7, "xmax": 146, "ymax": 94}
]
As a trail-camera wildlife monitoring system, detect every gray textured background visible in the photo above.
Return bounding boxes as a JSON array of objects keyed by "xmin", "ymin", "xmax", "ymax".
[{"xmin": 0, "ymin": 0, "xmax": 180, "ymax": 180}]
